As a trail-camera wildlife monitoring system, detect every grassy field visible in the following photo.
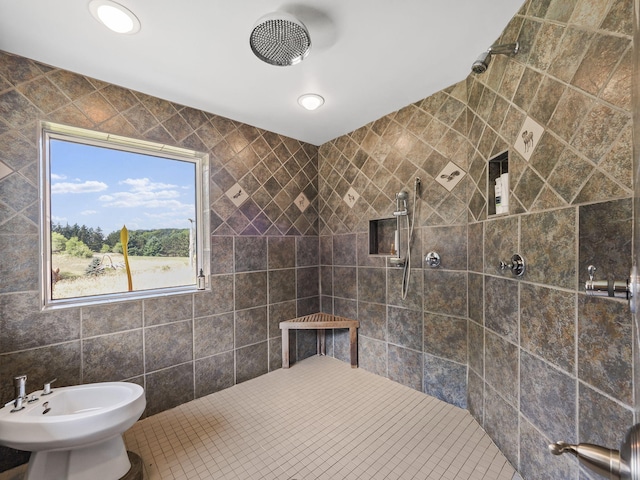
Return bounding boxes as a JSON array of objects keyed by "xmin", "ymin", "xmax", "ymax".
[{"xmin": 52, "ymin": 253, "xmax": 195, "ymax": 299}]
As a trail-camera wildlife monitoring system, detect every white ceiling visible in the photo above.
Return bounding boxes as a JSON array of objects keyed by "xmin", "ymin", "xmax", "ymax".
[{"xmin": 0, "ymin": 0, "xmax": 523, "ymax": 146}]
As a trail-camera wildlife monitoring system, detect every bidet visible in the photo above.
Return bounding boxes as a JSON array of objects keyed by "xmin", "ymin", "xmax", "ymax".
[{"xmin": 0, "ymin": 381, "xmax": 145, "ymax": 480}]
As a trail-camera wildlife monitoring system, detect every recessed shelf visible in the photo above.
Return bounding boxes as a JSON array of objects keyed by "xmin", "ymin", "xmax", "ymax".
[
  {"xmin": 369, "ymin": 218, "xmax": 397, "ymax": 256},
  {"xmin": 488, "ymin": 151, "xmax": 509, "ymax": 216}
]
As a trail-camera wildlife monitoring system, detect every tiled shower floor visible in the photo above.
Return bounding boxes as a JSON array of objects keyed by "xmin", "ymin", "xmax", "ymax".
[
  {"xmin": 125, "ymin": 356, "xmax": 517, "ymax": 480},
  {"xmin": 0, "ymin": 356, "xmax": 518, "ymax": 480}
]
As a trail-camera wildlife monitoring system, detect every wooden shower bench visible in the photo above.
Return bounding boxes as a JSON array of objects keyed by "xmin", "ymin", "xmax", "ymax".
[{"xmin": 279, "ymin": 313, "xmax": 359, "ymax": 368}]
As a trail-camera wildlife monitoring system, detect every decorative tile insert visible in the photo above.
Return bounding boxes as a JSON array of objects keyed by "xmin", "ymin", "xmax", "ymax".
[
  {"xmin": 515, "ymin": 116, "xmax": 544, "ymax": 161},
  {"xmin": 343, "ymin": 187, "xmax": 359, "ymax": 208},
  {"xmin": 225, "ymin": 182, "xmax": 249, "ymax": 207},
  {"xmin": 295, "ymin": 192, "xmax": 309, "ymax": 212},
  {"xmin": 435, "ymin": 161, "xmax": 466, "ymax": 192}
]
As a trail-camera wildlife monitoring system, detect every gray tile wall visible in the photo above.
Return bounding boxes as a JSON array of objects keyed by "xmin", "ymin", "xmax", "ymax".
[
  {"xmin": 0, "ymin": 51, "xmax": 320, "ymax": 472},
  {"xmin": 318, "ymin": 0, "xmax": 634, "ymax": 478},
  {"xmin": 0, "ymin": 0, "xmax": 635, "ymax": 478}
]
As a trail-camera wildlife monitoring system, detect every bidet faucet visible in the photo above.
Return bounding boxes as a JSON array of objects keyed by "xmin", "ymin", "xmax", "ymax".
[{"xmin": 12, "ymin": 375, "xmax": 27, "ymax": 411}]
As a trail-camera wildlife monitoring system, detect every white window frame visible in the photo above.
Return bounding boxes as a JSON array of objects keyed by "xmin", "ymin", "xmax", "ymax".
[{"xmin": 39, "ymin": 121, "xmax": 210, "ymax": 310}]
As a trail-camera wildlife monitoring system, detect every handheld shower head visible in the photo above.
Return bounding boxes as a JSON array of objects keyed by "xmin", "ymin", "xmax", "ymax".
[
  {"xmin": 394, "ymin": 191, "xmax": 409, "ymax": 215},
  {"xmin": 471, "ymin": 42, "xmax": 519, "ymax": 74}
]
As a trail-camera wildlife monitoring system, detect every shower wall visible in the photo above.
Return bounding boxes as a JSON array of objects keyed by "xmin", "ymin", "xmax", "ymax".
[
  {"xmin": 0, "ymin": 0, "xmax": 634, "ymax": 478},
  {"xmin": 318, "ymin": 0, "xmax": 634, "ymax": 478},
  {"xmin": 0, "ymin": 50, "xmax": 320, "ymax": 472}
]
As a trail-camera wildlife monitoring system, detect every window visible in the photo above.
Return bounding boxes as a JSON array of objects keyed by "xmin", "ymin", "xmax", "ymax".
[{"xmin": 40, "ymin": 122, "xmax": 209, "ymax": 309}]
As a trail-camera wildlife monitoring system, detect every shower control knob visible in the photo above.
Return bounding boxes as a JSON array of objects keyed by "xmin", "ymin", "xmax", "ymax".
[
  {"xmin": 425, "ymin": 252, "xmax": 440, "ymax": 268},
  {"xmin": 498, "ymin": 254, "xmax": 525, "ymax": 277}
]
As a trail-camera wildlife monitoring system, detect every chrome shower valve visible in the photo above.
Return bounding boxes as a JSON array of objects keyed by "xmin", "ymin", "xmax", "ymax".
[{"xmin": 498, "ymin": 254, "xmax": 525, "ymax": 277}]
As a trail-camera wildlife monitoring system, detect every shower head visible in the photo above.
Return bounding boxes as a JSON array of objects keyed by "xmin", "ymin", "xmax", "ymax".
[
  {"xmin": 471, "ymin": 42, "xmax": 519, "ymax": 74},
  {"xmin": 250, "ymin": 12, "xmax": 311, "ymax": 66},
  {"xmin": 471, "ymin": 51, "xmax": 491, "ymax": 74},
  {"xmin": 396, "ymin": 191, "xmax": 409, "ymax": 201}
]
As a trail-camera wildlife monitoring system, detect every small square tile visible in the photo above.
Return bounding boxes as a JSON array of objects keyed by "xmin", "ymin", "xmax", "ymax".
[
  {"xmin": 225, "ymin": 182, "xmax": 249, "ymax": 206},
  {"xmin": 435, "ymin": 161, "xmax": 466, "ymax": 191},
  {"xmin": 514, "ymin": 116, "xmax": 544, "ymax": 161},
  {"xmin": 343, "ymin": 186, "xmax": 359, "ymax": 208},
  {"xmin": 295, "ymin": 192, "xmax": 310, "ymax": 212}
]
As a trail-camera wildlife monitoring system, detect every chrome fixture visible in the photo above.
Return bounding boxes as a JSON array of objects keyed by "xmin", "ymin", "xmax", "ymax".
[
  {"xmin": 549, "ymin": 423, "xmax": 640, "ymax": 479},
  {"xmin": 42, "ymin": 378, "xmax": 57, "ymax": 396},
  {"xmin": 583, "ymin": 265, "xmax": 640, "ymax": 313},
  {"xmin": 472, "ymin": 42, "xmax": 519, "ymax": 74},
  {"xmin": 389, "ymin": 178, "xmax": 421, "ymax": 300},
  {"xmin": 11, "ymin": 375, "xmax": 27, "ymax": 412},
  {"xmin": 250, "ymin": 12, "xmax": 311, "ymax": 66},
  {"xmin": 393, "ymin": 191, "xmax": 409, "ymax": 217},
  {"xmin": 425, "ymin": 252, "xmax": 441, "ymax": 268},
  {"xmin": 389, "ymin": 191, "xmax": 409, "ymax": 268},
  {"xmin": 499, "ymin": 254, "xmax": 525, "ymax": 277},
  {"xmin": 585, "ymin": 265, "xmax": 633, "ymax": 300}
]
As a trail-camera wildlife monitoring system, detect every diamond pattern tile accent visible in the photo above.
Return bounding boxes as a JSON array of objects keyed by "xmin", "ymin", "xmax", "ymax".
[
  {"xmin": 320, "ymin": 85, "xmax": 470, "ymax": 232},
  {"xmin": 343, "ymin": 187, "xmax": 359, "ymax": 208},
  {"xmin": 0, "ymin": 50, "xmax": 319, "ymax": 238},
  {"xmin": 514, "ymin": 116, "xmax": 544, "ymax": 161},
  {"xmin": 436, "ymin": 161, "xmax": 466, "ymax": 192},
  {"xmin": 226, "ymin": 182, "xmax": 249, "ymax": 207},
  {"xmin": 294, "ymin": 192, "xmax": 309, "ymax": 212}
]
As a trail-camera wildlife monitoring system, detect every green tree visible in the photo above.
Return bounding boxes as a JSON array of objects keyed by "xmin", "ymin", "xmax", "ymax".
[
  {"xmin": 65, "ymin": 236, "xmax": 93, "ymax": 258},
  {"xmin": 100, "ymin": 244, "xmax": 111, "ymax": 253},
  {"xmin": 51, "ymin": 232, "xmax": 67, "ymax": 252},
  {"xmin": 85, "ymin": 227, "xmax": 104, "ymax": 252},
  {"xmin": 143, "ymin": 237, "xmax": 162, "ymax": 256},
  {"xmin": 105, "ymin": 230, "xmax": 122, "ymax": 249}
]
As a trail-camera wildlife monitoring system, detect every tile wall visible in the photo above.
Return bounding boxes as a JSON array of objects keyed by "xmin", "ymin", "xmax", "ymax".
[
  {"xmin": 0, "ymin": 51, "xmax": 320, "ymax": 472},
  {"xmin": 318, "ymin": 0, "xmax": 634, "ymax": 478},
  {"xmin": 0, "ymin": 0, "xmax": 636, "ymax": 478}
]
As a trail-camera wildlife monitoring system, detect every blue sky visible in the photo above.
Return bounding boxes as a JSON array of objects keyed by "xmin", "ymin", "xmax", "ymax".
[{"xmin": 50, "ymin": 139, "xmax": 196, "ymax": 235}]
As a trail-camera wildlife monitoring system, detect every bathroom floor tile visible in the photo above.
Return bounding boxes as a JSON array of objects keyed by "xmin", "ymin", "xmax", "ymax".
[{"xmin": 120, "ymin": 356, "xmax": 518, "ymax": 479}]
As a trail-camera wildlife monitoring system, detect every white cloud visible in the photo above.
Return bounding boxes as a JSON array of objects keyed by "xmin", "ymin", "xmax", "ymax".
[
  {"xmin": 51, "ymin": 180, "xmax": 108, "ymax": 194},
  {"xmin": 99, "ymin": 177, "xmax": 192, "ymax": 213},
  {"xmin": 120, "ymin": 178, "xmax": 178, "ymax": 192},
  {"xmin": 51, "ymin": 173, "xmax": 67, "ymax": 180},
  {"xmin": 99, "ymin": 190, "xmax": 182, "ymax": 208},
  {"xmin": 81, "ymin": 210, "xmax": 97, "ymax": 216}
]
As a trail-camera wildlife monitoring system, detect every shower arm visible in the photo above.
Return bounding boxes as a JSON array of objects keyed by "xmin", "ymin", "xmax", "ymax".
[{"xmin": 487, "ymin": 42, "xmax": 519, "ymax": 56}]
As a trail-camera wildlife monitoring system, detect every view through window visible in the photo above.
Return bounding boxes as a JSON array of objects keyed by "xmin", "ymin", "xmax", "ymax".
[{"xmin": 41, "ymin": 123, "xmax": 209, "ymax": 308}]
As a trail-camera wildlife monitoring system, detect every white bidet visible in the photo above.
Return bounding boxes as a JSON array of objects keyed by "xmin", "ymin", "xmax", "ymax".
[{"xmin": 0, "ymin": 382, "xmax": 145, "ymax": 480}]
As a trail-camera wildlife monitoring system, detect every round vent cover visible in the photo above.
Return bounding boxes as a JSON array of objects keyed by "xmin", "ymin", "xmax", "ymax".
[{"xmin": 250, "ymin": 12, "xmax": 311, "ymax": 66}]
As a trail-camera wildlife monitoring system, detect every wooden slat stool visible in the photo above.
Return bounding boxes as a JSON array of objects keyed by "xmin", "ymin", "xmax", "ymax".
[{"xmin": 279, "ymin": 313, "xmax": 359, "ymax": 368}]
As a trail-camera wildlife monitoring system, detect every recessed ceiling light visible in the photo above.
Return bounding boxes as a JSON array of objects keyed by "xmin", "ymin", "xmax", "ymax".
[
  {"xmin": 89, "ymin": 0, "xmax": 140, "ymax": 34},
  {"xmin": 298, "ymin": 94, "xmax": 324, "ymax": 111}
]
